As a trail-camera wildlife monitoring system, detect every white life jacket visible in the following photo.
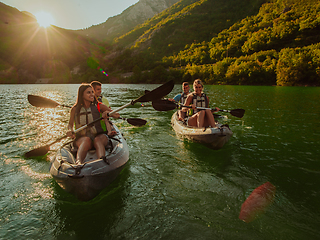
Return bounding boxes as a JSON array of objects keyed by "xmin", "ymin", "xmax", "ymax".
[
  {"xmin": 75, "ymin": 103, "xmax": 105, "ymax": 137},
  {"xmin": 189, "ymin": 92, "xmax": 208, "ymax": 114}
]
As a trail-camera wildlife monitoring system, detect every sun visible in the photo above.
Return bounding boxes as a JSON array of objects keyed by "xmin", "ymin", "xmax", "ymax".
[{"xmin": 35, "ymin": 11, "xmax": 55, "ymax": 28}]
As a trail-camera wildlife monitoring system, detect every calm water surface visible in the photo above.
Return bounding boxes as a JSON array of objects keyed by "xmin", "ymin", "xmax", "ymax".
[{"xmin": 0, "ymin": 84, "xmax": 319, "ymax": 239}]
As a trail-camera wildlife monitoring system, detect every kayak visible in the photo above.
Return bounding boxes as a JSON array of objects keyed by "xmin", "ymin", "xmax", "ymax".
[
  {"xmin": 171, "ymin": 112, "xmax": 233, "ymax": 149},
  {"xmin": 49, "ymin": 124, "xmax": 129, "ymax": 201}
]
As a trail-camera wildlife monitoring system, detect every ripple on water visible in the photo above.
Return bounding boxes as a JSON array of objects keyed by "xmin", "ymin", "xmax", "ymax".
[{"xmin": 0, "ymin": 84, "xmax": 320, "ymax": 239}]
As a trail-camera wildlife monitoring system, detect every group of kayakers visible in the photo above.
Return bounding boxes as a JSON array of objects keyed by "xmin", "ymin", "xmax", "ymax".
[
  {"xmin": 67, "ymin": 79, "xmax": 218, "ymax": 165},
  {"xmin": 170, "ymin": 79, "xmax": 220, "ymax": 128}
]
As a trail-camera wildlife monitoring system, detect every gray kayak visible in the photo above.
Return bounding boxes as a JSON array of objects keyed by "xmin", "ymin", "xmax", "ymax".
[
  {"xmin": 49, "ymin": 124, "xmax": 129, "ymax": 201},
  {"xmin": 171, "ymin": 112, "xmax": 233, "ymax": 149}
]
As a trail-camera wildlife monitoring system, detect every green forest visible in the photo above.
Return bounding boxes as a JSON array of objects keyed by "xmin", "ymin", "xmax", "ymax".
[
  {"xmin": 115, "ymin": 0, "xmax": 320, "ymax": 86},
  {"xmin": 1, "ymin": 0, "xmax": 320, "ymax": 86}
]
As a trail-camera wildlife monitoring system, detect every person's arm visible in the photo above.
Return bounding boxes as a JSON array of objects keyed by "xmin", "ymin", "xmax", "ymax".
[
  {"xmin": 67, "ymin": 107, "xmax": 76, "ymax": 138},
  {"xmin": 100, "ymin": 103, "xmax": 120, "ymax": 119},
  {"xmin": 168, "ymin": 94, "xmax": 181, "ymax": 102},
  {"xmin": 173, "ymin": 94, "xmax": 182, "ymax": 102}
]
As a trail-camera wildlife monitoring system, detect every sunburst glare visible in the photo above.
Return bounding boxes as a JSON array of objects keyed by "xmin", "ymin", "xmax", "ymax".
[{"xmin": 35, "ymin": 11, "xmax": 55, "ymax": 28}]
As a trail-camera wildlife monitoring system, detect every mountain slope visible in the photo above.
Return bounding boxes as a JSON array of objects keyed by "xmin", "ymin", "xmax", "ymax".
[
  {"xmin": 108, "ymin": 0, "xmax": 266, "ymax": 72},
  {"xmin": 106, "ymin": 0, "xmax": 320, "ymax": 86},
  {"xmin": 77, "ymin": 0, "xmax": 180, "ymax": 43}
]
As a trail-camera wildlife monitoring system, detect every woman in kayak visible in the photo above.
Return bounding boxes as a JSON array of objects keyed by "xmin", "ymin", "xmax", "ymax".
[
  {"xmin": 183, "ymin": 79, "xmax": 219, "ymax": 128},
  {"xmin": 66, "ymin": 83, "xmax": 120, "ymax": 164}
]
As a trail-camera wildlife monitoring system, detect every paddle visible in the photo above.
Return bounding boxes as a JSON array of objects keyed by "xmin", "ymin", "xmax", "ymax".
[
  {"xmin": 105, "ymin": 80, "xmax": 174, "ymax": 114},
  {"xmin": 28, "ymin": 95, "xmax": 71, "ymax": 108},
  {"xmin": 152, "ymin": 99, "xmax": 245, "ymax": 118},
  {"xmin": 25, "ymin": 81, "xmax": 174, "ymax": 158},
  {"xmin": 28, "ymin": 96, "xmax": 147, "ymax": 127},
  {"xmin": 119, "ymin": 117, "xmax": 146, "ymax": 126},
  {"xmin": 24, "ymin": 116, "xmax": 104, "ymax": 158}
]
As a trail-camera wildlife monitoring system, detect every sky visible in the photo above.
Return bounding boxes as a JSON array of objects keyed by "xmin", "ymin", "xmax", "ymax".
[{"xmin": 1, "ymin": 0, "xmax": 140, "ymax": 30}]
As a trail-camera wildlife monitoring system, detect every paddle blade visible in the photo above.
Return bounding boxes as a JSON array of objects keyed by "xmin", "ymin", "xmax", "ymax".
[
  {"xmin": 152, "ymin": 99, "xmax": 177, "ymax": 111},
  {"xmin": 230, "ymin": 109, "xmax": 245, "ymax": 118},
  {"xmin": 28, "ymin": 95, "xmax": 60, "ymax": 108},
  {"xmin": 24, "ymin": 135, "xmax": 68, "ymax": 158},
  {"xmin": 239, "ymin": 182, "xmax": 276, "ymax": 223},
  {"xmin": 136, "ymin": 80, "xmax": 174, "ymax": 103},
  {"xmin": 126, "ymin": 118, "xmax": 147, "ymax": 126},
  {"xmin": 24, "ymin": 145, "xmax": 50, "ymax": 158}
]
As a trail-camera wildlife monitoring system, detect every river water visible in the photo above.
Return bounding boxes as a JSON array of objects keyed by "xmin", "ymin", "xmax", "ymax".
[{"xmin": 0, "ymin": 84, "xmax": 319, "ymax": 239}]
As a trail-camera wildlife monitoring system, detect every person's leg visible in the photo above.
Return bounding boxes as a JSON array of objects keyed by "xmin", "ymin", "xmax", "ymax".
[
  {"xmin": 75, "ymin": 137, "xmax": 93, "ymax": 164},
  {"xmin": 187, "ymin": 114, "xmax": 199, "ymax": 127},
  {"xmin": 197, "ymin": 111, "xmax": 205, "ymax": 127},
  {"xmin": 205, "ymin": 109, "xmax": 216, "ymax": 127},
  {"xmin": 93, "ymin": 134, "xmax": 109, "ymax": 159},
  {"xmin": 178, "ymin": 110, "xmax": 186, "ymax": 121}
]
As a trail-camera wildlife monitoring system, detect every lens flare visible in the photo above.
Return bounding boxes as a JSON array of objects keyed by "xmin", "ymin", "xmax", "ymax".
[{"xmin": 99, "ymin": 67, "xmax": 108, "ymax": 77}]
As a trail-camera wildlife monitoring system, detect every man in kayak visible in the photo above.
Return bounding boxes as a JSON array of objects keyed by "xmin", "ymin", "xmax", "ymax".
[
  {"xmin": 66, "ymin": 83, "xmax": 120, "ymax": 164},
  {"xmin": 169, "ymin": 82, "xmax": 190, "ymax": 121},
  {"xmin": 91, "ymin": 81, "xmax": 116, "ymax": 136},
  {"xmin": 91, "ymin": 81, "xmax": 110, "ymax": 106},
  {"xmin": 183, "ymin": 79, "xmax": 219, "ymax": 128}
]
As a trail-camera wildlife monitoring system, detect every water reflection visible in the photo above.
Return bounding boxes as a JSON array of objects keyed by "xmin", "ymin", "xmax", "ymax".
[{"xmin": 52, "ymin": 169, "xmax": 129, "ymax": 239}]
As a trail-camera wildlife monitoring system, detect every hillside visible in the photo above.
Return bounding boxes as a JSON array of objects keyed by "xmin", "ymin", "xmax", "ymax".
[
  {"xmin": 110, "ymin": 0, "xmax": 320, "ymax": 86},
  {"xmin": 1, "ymin": 0, "xmax": 320, "ymax": 86},
  {"xmin": 0, "ymin": 3, "xmax": 109, "ymax": 84},
  {"xmin": 108, "ymin": 0, "xmax": 266, "ymax": 71},
  {"xmin": 77, "ymin": 0, "xmax": 180, "ymax": 43},
  {"xmin": 167, "ymin": 0, "xmax": 320, "ymax": 86}
]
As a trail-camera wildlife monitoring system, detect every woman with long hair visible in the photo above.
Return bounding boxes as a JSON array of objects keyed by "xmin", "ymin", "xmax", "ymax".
[
  {"xmin": 183, "ymin": 79, "xmax": 219, "ymax": 128},
  {"xmin": 66, "ymin": 83, "xmax": 120, "ymax": 164}
]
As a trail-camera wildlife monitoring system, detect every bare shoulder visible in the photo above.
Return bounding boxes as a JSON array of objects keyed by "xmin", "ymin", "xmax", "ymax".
[
  {"xmin": 70, "ymin": 106, "xmax": 76, "ymax": 114},
  {"xmin": 185, "ymin": 93, "xmax": 194, "ymax": 104},
  {"xmin": 186, "ymin": 92, "xmax": 194, "ymax": 99}
]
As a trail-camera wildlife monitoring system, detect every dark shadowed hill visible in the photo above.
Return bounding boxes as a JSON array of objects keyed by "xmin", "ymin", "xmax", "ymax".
[{"xmin": 0, "ymin": 3, "xmax": 107, "ymax": 83}]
